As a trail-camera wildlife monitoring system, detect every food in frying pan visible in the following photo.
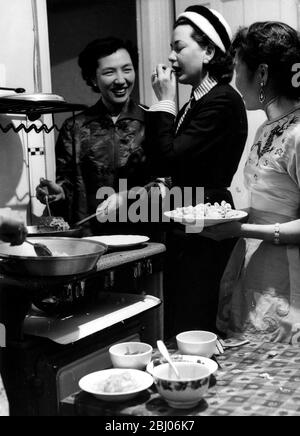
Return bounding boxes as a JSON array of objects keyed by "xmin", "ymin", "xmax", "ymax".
[
  {"xmin": 48, "ymin": 251, "xmax": 69, "ymax": 257},
  {"xmin": 36, "ymin": 217, "xmax": 70, "ymax": 232}
]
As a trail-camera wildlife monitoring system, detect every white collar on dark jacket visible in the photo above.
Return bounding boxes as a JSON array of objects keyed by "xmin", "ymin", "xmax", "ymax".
[
  {"xmin": 193, "ymin": 75, "xmax": 218, "ymax": 102},
  {"xmin": 175, "ymin": 76, "xmax": 218, "ymax": 134}
]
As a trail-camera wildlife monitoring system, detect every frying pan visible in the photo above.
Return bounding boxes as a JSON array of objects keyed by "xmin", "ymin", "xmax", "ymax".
[
  {"xmin": 27, "ymin": 226, "xmax": 82, "ymax": 237},
  {"xmin": 28, "ymin": 208, "xmax": 106, "ymax": 237},
  {"xmin": 0, "ymin": 237, "xmax": 107, "ymax": 277}
]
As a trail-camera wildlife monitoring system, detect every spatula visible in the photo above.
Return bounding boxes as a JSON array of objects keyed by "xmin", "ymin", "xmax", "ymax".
[
  {"xmin": 45, "ymin": 195, "xmax": 52, "ymax": 217},
  {"xmin": 25, "ymin": 239, "xmax": 53, "ymax": 257},
  {"xmin": 74, "ymin": 208, "xmax": 107, "ymax": 228}
]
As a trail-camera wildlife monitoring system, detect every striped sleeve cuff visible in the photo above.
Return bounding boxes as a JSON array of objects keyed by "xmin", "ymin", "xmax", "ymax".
[{"xmin": 140, "ymin": 100, "xmax": 176, "ymax": 116}]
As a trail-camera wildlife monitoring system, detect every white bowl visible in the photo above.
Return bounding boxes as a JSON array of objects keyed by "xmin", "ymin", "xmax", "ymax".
[
  {"xmin": 176, "ymin": 331, "xmax": 217, "ymax": 358},
  {"xmin": 109, "ymin": 342, "xmax": 153, "ymax": 370},
  {"xmin": 147, "ymin": 354, "xmax": 218, "ymax": 377},
  {"xmin": 79, "ymin": 368, "xmax": 153, "ymax": 402},
  {"xmin": 151, "ymin": 362, "xmax": 210, "ymax": 409}
]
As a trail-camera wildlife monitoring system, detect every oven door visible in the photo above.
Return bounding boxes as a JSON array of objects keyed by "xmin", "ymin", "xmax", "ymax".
[{"xmin": 4, "ymin": 293, "xmax": 161, "ymax": 416}]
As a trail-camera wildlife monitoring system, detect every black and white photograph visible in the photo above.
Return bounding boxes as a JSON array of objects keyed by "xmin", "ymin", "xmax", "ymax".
[{"xmin": 0, "ymin": 0, "xmax": 300, "ymax": 420}]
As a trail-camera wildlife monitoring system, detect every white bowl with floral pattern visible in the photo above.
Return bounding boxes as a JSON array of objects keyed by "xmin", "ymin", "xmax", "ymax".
[{"xmin": 151, "ymin": 361, "xmax": 210, "ymax": 409}]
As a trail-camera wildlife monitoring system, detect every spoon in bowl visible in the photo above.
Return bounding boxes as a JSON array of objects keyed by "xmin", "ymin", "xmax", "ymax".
[{"xmin": 157, "ymin": 340, "xmax": 180, "ymax": 379}]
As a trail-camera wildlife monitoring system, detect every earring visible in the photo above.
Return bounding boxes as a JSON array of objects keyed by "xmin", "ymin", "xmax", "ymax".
[{"xmin": 259, "ymin": 81, "xmax": 266, "ymax": 104}]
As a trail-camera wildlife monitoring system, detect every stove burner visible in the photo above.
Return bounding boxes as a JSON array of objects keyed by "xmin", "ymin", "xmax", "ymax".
[{"xmin": 32, "ymin": 281, "xmax": 86, "ymax": 315}]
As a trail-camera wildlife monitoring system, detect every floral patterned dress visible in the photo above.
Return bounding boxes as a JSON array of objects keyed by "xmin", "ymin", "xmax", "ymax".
[
  {"xmin": 0, "ymin": 375, "xmax": 8, "ymax": 416},
  {"xmin": 217, "ymin": 107, "xmax": 300, "ymax": 343}
]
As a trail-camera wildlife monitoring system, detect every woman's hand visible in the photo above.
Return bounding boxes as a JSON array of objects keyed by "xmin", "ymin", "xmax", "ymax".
[
  {"xmin": 0, "ymin": 218, "xmax": 27, "ymax": 246},
  {"xmin": 96, "ymin": 191, "xmax": 128, "ymax": 222},
  {"xmin": 36, "ymin": 178, "xmax": 65, "ymax": 204},
  {"xmin": 151, "ymin": 64, "xmax": 176, "ymax": 101},
  {"xmin": 201, "ymin": 221, "xmax": 243, "ymax": 241}
]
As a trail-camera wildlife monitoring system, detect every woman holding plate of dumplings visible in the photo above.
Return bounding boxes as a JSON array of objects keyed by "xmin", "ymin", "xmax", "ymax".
[{"xmin": 203, "ymin": 21, "xmax": 300, "ymax": 343}]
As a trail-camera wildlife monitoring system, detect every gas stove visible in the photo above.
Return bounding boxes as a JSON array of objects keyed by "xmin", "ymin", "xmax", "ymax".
[{"xmin": 0, "ymin": 242, "xmax": 165, "ymax": 416}]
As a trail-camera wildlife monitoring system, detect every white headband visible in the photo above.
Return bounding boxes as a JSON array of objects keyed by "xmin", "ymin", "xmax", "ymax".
[{"xmin": 178, "ymin": 9, "xmax": 232, "ymax": 53}]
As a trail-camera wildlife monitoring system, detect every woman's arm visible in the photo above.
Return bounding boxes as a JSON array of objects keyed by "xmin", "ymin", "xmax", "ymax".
[
  {"xmin": 243, "ymin": 220, "xmax": 300, "ymax": 244},
  {"xmin": 145, "ymin": 91, "xmax": 241, "ymax": 162},
  {"xmin": 202, "ymin": 219, "xmax": 300, "ymax": 244}
]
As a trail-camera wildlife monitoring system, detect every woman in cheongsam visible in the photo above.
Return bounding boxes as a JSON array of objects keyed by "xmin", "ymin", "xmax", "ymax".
[{"xmin": 203, "ymin": 22, "xmax": 300, "ymax": 343}]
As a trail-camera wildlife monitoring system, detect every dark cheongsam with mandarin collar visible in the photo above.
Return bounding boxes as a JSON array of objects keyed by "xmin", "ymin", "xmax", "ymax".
[{"xmin": 50, "ymin": 98, "xmax": 149, "ymax": 234}]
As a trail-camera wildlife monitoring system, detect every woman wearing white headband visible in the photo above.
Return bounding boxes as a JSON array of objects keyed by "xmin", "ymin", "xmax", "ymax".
[{"xmin": 144, "ymin": 5, "xmax": 248, "ymax": 338}]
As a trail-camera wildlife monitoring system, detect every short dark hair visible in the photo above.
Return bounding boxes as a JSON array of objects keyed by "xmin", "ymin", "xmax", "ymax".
[
  {"xmin": 78, "ymin": 37, "xmax": 138, "ymax": 92},
  {"xmin": 232, "ymin": 22, "xmax": 300, "ymax": 98},
  {"xmin": 174, "ymin": 17, "xmax": 234, "ymax": 84}
]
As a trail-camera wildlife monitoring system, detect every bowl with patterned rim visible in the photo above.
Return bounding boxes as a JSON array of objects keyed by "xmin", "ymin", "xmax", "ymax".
[
  {"xmin": 146, "ymin": 354, "xmax": 218, "ymax": 377},
  {"xmin": 150, "ymin": 361, "xmax": 210, "ymax": 409}
]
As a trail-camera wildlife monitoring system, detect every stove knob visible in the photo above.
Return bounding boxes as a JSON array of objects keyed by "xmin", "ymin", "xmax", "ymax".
[{"xmin": 146, "ymin": 259, "xmax": 153, "ymax": 274}]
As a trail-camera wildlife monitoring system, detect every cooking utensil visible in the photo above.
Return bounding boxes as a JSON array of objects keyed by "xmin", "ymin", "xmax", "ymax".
[
  {"xmin": 0, "ymin": 237, "xmax": 107, "ymax": 277},
  {"xmin": 25, "ymin": 239, "xmax": 53, "ymax": 257},
  {"xmin": 45, "ymin": 196, "xmax": 52, "ymax": 217},
  {"xmin": 74, "ymin": 209, "xmax": 106, "ymax": 228},
  {"xmin": 0, "ymin": 86, "xmax": 26, "ymax": 93},
  {"xmin": 157, "ymin": 340, "xmax": 180, "ymax": 379}
]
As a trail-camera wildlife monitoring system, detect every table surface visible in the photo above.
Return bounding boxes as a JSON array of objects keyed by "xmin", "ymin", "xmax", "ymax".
[
  {"xmin": 61, "ymin": 341, "xmax": 300, "ymax": 417},
  {"xmin": 96, "ymin": 242, "xmax": 166, "ymax": 272}
]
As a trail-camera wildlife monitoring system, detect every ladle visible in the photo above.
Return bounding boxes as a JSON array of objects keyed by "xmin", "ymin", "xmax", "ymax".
[
  {"xmin": 157, "ymin": 340, "xmax": 180, "ymax": 379},
  {"xmin": 25, "ymin": 239, "xmax": 53, "ymax": 257}
]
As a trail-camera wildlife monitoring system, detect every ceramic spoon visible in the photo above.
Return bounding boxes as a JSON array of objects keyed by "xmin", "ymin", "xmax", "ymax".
[{"xmin": 157, "ymin": 340, "xmax": 180, "ymax": 379}]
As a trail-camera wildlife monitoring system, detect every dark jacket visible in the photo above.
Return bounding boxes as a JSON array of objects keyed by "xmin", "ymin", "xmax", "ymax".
[
  {"xmin": 145, "ymin": 83, "xmax": 248, "ymax": 197},
  {"xmin": 51, "ymin": 98, "xmax": 149, "ymax": 230},
  {"xmin": 144, "ymin": 83, "xmax": 248, "ymax": 337}
]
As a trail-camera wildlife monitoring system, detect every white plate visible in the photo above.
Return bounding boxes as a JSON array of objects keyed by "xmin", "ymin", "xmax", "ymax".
[
  {"xmin": 164, "ymin": 210, "xmax": 248, "ymax": 228},
  {"xmin": 146, "ymin": 355, "xmax": 218, "ymax": 376},
  {"xmin": 84, "ymin": 235, "xmax": 149, "ymax": 248},
  {"xmin": 0, "ymin": 93, "xmax": 65, "ymax": 102},
  {"xmin": 79, "ymin": 368, "xmax": 153, "ymax": 402}
]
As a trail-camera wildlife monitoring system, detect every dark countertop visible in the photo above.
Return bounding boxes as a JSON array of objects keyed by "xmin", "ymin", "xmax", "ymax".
[{"xmin": 96, "ymin": 242, "xmax": 166, "ymax": 272}]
